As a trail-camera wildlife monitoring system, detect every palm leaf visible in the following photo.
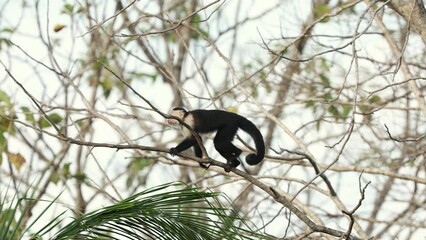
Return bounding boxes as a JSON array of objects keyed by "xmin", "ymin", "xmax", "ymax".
[{"xmin": 49, "ymin": 182, "xmax": 270, "ymax": 240}]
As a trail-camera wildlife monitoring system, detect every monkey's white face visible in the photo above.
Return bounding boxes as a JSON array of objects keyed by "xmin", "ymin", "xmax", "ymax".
[{"xmin": 167, "ymin": 109, "xmax": 185, "ymax": 125}]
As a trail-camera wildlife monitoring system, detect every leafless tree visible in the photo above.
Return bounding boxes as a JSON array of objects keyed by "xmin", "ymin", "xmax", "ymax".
[{"xmin": 0, "ymin": 0, "xmax": 425, "ymax": 239}]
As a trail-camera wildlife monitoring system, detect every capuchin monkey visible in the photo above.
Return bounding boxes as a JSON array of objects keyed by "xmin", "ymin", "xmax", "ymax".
[{"xmin": 167, "ymin": 107, "xmax": 265, "ymax": 171}]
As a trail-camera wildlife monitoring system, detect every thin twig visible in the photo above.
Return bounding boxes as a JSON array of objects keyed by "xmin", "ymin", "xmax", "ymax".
[{"xmin": 384, "ymin": 124, "xmax": 426, "ymax": 142}]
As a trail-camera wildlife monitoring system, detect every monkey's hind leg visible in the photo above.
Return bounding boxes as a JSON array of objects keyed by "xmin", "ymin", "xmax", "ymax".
[{"xmin": 214, "ymin": 126, "xmax": 242, "ymax": 172}]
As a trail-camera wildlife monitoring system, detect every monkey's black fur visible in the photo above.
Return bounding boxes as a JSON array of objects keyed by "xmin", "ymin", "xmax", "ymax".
[{"xmin": 169, "ymin": 108, "xmax": 265, "ymax": 171}]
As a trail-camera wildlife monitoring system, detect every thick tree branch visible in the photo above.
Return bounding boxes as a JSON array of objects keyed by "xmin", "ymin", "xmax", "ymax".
[{"xmin": 383, "ymin": 0, "xmax": 426, "ymax": 44}]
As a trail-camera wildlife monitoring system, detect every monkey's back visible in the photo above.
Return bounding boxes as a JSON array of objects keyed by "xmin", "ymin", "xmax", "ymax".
[{"xmin": 190, "ymin": 110, "xmax": 244, "ymax": 133}]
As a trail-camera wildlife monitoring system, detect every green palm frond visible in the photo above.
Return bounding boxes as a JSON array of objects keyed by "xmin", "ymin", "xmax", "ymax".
[{"xmin": 49, "ymin": 182, "xmax": 270, "ymax": 240}]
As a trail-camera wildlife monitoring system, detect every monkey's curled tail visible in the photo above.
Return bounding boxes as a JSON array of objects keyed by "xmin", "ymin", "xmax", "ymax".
[{"xmin": 238, "ymin": 117, "xmax": 265, "ymax": 165}]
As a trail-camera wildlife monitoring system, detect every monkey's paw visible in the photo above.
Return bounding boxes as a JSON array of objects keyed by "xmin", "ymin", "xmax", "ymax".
[
  {"xmin": 224, "ymin": 158, "xmax": 240, "ymax": 172},
  {"xmin": 199, "ymin": 162, "xmax": 211, "ymax": 169},
  {"xmin": 170, "ymin": 148, "xmax": 178, "ymax": 156}
]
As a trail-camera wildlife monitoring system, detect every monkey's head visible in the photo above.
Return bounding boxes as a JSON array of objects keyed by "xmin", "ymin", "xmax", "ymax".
[{"xmin": 167, "ymin": 107, "xmax": 188, "ymax": 125}]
